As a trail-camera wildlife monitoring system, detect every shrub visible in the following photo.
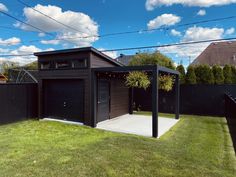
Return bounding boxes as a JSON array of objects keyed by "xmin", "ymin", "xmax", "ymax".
[
  {"xmin": 176, "ymin": 65, "xmax": 185, "ymax": 84},
  {"xmin": 185, "ymin": 66, "xmax": 197, "ymax": 84},
  {"xmin": 212, "ymin": 65, "xmax": 224, "ymax": 84},
  {"xmin": 223, "ymin": 65, "xmax": 233, "ymax": 84}
]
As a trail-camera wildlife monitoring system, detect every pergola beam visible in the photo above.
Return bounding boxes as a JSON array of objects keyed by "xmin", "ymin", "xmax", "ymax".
[{"xmin": 91, "ymin": 64, "xmax": 180, "ymax": 138}]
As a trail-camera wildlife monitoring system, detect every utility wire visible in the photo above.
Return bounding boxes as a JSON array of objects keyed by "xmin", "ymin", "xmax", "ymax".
[
  {"xmin": 0, "ymin": 10, "xmax": 78, "ymax": 45},
  {"xmin": 1, "ymin": 37, "xmax": 236, "ymax": 57},
  {"xmin": 101, "ymin": 37, "xmax": 236, "ymax": 52},
  {"xmin": 17, "ymin": 0, "xmax": 94, "ymax": 37},
  {"xmin": 7, "ymin": 1, "xmax": 236, "ymax": 40},
  {"xmin": 0, "ymin": 10, "xmax": 53, "ymax": 37},
  {"xmin": 0, "ymin": 11, "xmax": 236, "ymax": 44}
]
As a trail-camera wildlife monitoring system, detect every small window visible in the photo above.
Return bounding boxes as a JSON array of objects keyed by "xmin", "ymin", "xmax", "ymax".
[
  {"xmin": 72, "ymin": 59, "xmax": 87, "ymax": 68},
  {"xmin": 40, "ymin": 61, "xmax": 54, "ymax": 70},
  {"xmin": 56, "ymin": 61, "xmax": 70, "ymax": 69}
]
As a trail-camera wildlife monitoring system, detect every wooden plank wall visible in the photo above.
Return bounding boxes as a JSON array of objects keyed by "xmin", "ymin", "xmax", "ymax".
[{"xmin": 110, "ymin": 79, "xmax": 129, "ymax": 118}]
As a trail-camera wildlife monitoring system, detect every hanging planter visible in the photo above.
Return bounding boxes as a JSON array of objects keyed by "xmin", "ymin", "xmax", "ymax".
[
  {"xmin": 125, "ymin": 72, "xmax": 174, "ymax": 92},
  {"xmin": 125, "ymin": 71, "xmax": 150, "ymax": 90}
]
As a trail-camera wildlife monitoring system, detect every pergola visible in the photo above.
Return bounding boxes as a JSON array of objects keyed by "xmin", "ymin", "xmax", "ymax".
[{"xmin": 91, "ymin": 65, "xmax": 180, "ymax": 138}]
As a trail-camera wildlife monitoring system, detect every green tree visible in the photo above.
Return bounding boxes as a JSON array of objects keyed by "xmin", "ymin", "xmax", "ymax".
[
  {"xmin": 129, "ymin": 52, "xmax": 175, "ymax": 69},
  {"xmin": 1, "ymin": 61, "xmax": 19, "ymax": 78},
  {"xmin": 212, "ymin": 65, "xmax": 224, "ymax": 84},
  {"xmin": 176, "ymin": 65, "xmax": 185, "ymax": 84},
  {"xmin": 185, "ymin": 66, "xmax": 197, "ymax": 84},
  {"xmin": 231, "ymin": 65, "xmax": 236, "ymax": 84},
  {"xmin": 24, "ymin": 61, "xmax": 38, "ymax": 70},
  {"xmin": 194, "ymin": 65, "xmax": 214, "ymax": 84},
  {"xmin": 223, "ymin": 65, "xmax": 233, "ymax": 84},
  {"xmin": 126, "ymin": 52, "xmax": 175, "ymax": 91}
]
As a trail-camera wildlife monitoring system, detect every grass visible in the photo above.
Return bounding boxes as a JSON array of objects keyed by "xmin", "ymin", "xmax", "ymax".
[
  {"xmin": 134, "ymin": 111, "xmax": 175, "ymax": 118},
  {"xmin": 0, "ymin": 115, "xmax": 235, "ymax": 177}
]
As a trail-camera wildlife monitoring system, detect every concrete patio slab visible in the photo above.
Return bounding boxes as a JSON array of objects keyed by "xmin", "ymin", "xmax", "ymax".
[{"xmin": 96, "ymin": 114, "xmax": 179, "ymax": 138}]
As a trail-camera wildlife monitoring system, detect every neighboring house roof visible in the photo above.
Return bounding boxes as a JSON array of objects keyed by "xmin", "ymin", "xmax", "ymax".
[
  {"xmin": 34, "ymin": 47, "xmax": 123, "ymax": 67},
  {"xmin": 116, "ymin": 54, "xmax": 134, "ymax": 66},
  {"xmin": 192, "ymin": 41, "xmax": 236, "ymax": 66}
]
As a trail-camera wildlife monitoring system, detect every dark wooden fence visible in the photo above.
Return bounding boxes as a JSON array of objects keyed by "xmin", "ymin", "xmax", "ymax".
[
  {"xmin": 134, "ymin": 84, "xmax": 236, "ymax": 116},
  {"xmin": 0, "ymin": 83, "xmax": 38, "ymax": 124},
  {"xmin": 225, "ymin": 93, "xmax": 236, "ymax": 151}
]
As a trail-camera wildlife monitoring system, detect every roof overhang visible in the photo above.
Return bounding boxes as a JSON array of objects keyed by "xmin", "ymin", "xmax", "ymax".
[{"xmin": 34, "ymin": 47, "xmax": 123, "ymax": 67}]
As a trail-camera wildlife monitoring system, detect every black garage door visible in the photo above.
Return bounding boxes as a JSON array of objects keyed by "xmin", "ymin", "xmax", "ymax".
[{"xmin": 43, "ymin": 79, "xmax": 84, "ymax": 122}]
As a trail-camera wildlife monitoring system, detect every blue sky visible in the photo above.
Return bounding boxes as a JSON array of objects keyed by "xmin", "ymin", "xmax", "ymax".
[{"xmin": 0, "ymin": 0, "xmax": 236, "ymax": 67}]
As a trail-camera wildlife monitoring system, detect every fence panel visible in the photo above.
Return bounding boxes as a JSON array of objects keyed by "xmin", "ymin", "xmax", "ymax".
[
  {"xmin": 134, "ymin": 84, "xmax": 236, "ymax": 116},
  {"xmin": 0, "ymin": 83, "xmax": 38, "ymax": 124},
  {"xmin": 225, "ymin": 94, "xmax": 236, "ymax": 151}
]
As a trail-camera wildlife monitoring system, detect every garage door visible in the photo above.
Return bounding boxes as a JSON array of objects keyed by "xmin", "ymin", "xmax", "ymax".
[{"xmin": 43, "ymin": 79, "xmax": 84, "ymax": 123}]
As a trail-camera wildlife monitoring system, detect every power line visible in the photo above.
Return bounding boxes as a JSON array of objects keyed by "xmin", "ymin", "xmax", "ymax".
[
  {"xmin": 0, "ymin": 10, "xmax": 53, "ymax": 37},
  {"xmin": 101, "ymin": 37, "xmax": 236, "ymax": 52},
  {"xmin": 4, "ymin": 1, "xmax": 236, "ymax": 41},
  {"xmin": 0, "ymin": 11, "xmax": 236, "ymax": 45},
  {"xmin": 17, "ymin": 0, "xmax": 94, "ymax": 37},
  {"xmin": 0, "ymin": 54, "xmax": 34, "ymax": 57},
  {"xmin": 0, "ymin": 10, "xmax": 78, "ymax": 45},
  {"xmin": 1, "ymin": 37, "xmax": 236, "ymax": 57}
]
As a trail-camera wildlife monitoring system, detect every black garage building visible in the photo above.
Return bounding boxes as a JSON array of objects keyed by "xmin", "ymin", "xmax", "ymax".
[{"xmin": 35, "ymin": 47, "xmax": 179, "ymax": 137}]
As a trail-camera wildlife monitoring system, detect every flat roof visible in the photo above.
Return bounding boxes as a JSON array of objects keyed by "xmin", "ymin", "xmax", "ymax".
[{"xmin": 34, "ymin": 47, "xmax": 123, "ymax": 66}]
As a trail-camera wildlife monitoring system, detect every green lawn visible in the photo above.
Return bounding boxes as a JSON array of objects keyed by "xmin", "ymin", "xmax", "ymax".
[{"xmin": 0, "ymin": 115, "xmax": 235, "ymax": 177}]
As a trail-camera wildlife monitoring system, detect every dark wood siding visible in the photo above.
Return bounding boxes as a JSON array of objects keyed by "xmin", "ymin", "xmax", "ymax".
[
  {"xmin": 38, "ymin": 69, "xmax": 91, "ymax": 125},
  {"xmin": 90, "ymin": 53, "xmax": 117, "ymax": 68},
  {"xmin": 38, "ymin": 52, "xmax": 90, "ymax": 62},
  {"xmin": 110, "ymin": 79, "xmax": 129, "ymax": 118}
]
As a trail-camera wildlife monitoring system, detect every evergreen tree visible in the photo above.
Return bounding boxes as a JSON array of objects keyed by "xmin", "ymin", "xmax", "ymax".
[
  {"xmin": 223, "ymin": 65, "xmax": 233, "ymax": 84},
  {"xmin": 194, "ymin": 65, "xmax": 214, "ymax": 84},
  {"xmin": 231, "ymin": 65, "xmax": 236, "ymax": 84},
  {"xmin": 176, "ymin": 65, "xmax": 185, "ymax": 84},
  {"xmin": 185, "ymin": 66, "xmax": 197, "ymax": 84},
  {"xmin": 212, "ymin": 65, "xmax": 224, "ymax": 84}
]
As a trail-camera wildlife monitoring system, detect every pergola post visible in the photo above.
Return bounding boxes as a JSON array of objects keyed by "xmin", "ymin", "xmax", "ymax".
[
  {"xmin": 129, "ymin": 87, "xmax": 134, "ymax": 114},
  {"xmin": 175, "ymin": 74, "xmax": 180, "ymax": 119},
  {"xmin": 152, "ymin": 66, "xmax": 159, "ymax": 138}
]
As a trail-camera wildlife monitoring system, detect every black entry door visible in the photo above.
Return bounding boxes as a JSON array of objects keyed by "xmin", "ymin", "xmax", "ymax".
[
  {"xmin": 97, "ymin": 80, "xmax": 110, "ymax": 122},
  {"xmin": 43, "ymin": 79, "xmax": 84, "ymax": 122}
]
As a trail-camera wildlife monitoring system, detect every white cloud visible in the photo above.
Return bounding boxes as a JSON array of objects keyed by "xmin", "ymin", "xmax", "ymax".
[
  {"xmin": 41, "ymin": 39, "xmax": 60, "ymax": 45},
  {"xmin": 0, "ymin": 48, "xmax": 9, "ymax": 53},
  {"xmin": 225, "ymin": 27, "xmax": 235, "ymax": 35},
  {"xmin": 170, "ymin": 29, "xmax": 181, "ymax": 36},
  {"xmin": 158, "ymin": 26, "xmax": 225, "ymax": 60},
  {"xmin": 182, "ymin": 26, "xmax": 224, "ymax": 42},
  {"xmin": 10, "ymin": 45, "xmax": 41, "ymax": 55},
  {"xmin": 147, "ymin": 14, "xmax": 181, "ymax": 30},
  {"xmin": 17, "ymin": 4, "xmax": 99, "ymax": 47},
  {"xmin": 38, "ymin": 33, "xmax": 46, "ymax": 37},
  {"xmin": 0, "ymin": 37, "xmax": 21, "ymax": 46},
  {"xmin": 197, "ymin": 9, "xmax": 206, "ymax": 16},
  {"xmin": 146, "ymin": 0, "xmax": 236, "ymax": 10},
  {"xmin": 0, "ymin": 3, "xmax": 8, "ymax": 12},
  {"xmin": 0, "ymin": 45, "xmax": 54, "ymax": 65},
  {"xmin": 98, "ymin": 48, "xmax": 118, "ymax": 59}
]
